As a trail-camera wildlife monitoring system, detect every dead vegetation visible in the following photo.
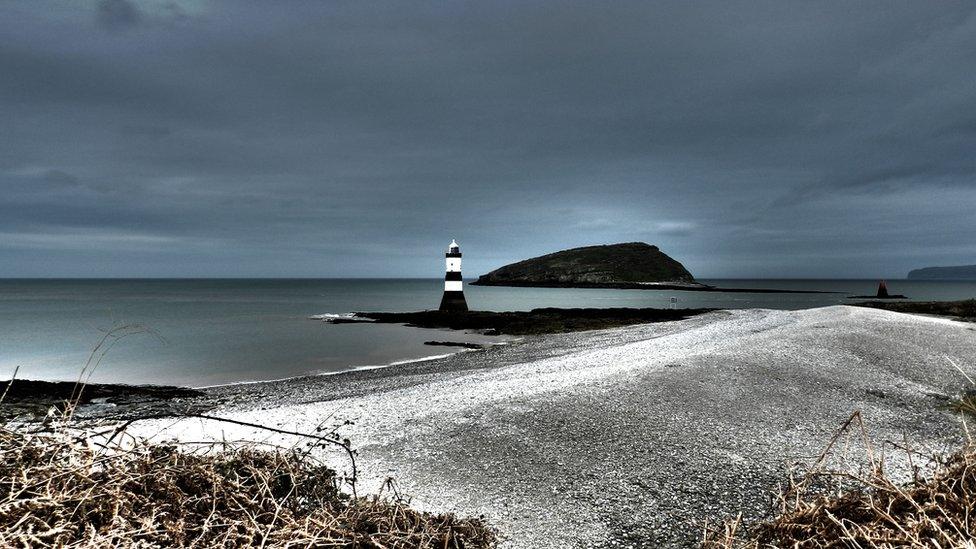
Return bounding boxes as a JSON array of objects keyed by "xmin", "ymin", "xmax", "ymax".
[
  {"xmin": 0, "ymin": 420, "xmax": 496, "ymax": 548},
  {"xmin": 703, "ymin": 410, "xmax": 976, "ymax": 548},
  {"xmin": 0, "ymin": 324, "xmax": 496, "ymax": 548}
]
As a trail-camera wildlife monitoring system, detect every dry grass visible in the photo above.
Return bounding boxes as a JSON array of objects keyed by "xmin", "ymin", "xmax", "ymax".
[
  {"xmin": 0, "ymin": 424, "xmax": 496, "ymax": 548},
  {"xmin": 703, "ymin": 411, "xmax": 976, "ymax": 549},
  {"xmin": 0, "ymin": 323, "xmax": 495, "ymax": 548}
]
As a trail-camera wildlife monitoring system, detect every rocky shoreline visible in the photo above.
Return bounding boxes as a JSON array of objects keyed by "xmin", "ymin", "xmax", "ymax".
[
  {"xmin": 11, "ymin": 304, "xmax": 976, "ymax": 546},
  {"xmin": 470, "ymin": 279, "xmax": 836, "ymax": 293},
  {"xmin": 0, "ymin": 379, "xmax": 206, "ymax": 422},
  {"xmin": 329, "ymin": 307, "xmax": 714, "ymax": 335},
  {"xmin": 5, "ymin": 307, "xmax": 711, "ymax": 423},
  {"xmin": 854, "ymin": 298, "xmax": 976, "ymax": 321}
]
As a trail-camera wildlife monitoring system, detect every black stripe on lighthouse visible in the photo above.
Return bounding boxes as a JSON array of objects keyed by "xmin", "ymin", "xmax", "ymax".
[{"xmin": 439, "ymin": 239, "xmax": 468, "ymax": 312}]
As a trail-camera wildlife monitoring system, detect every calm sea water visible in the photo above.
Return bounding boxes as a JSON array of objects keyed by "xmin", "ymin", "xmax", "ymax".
[{"xmin": 1, "ymin": 278, "xmax": 974, "ymax": 387}]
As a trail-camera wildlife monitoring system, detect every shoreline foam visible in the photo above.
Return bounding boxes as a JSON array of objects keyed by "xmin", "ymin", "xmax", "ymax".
[{"xmin": 195, "ymin": 345, "xmax": 507, "ymax": 389}]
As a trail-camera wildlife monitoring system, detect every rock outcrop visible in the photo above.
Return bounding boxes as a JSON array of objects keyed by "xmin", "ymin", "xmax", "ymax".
[{"xmin": 473, "ymin": 242, "xmax": 696, "ymax": 288}]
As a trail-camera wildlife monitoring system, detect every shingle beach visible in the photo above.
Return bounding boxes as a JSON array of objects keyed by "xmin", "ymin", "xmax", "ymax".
[{"xmin": 132, "ymin": 306, "xmax": 976, "ymax": 547}]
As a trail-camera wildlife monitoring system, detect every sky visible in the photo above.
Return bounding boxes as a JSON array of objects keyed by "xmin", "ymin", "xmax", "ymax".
[{"xmin": 1, "ymin": 1, "xmax": 975, "ymax": 278}]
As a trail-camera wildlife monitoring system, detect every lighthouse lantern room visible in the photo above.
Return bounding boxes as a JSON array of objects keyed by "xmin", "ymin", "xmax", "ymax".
[{"xmin": 439, "ymin": 239, "xmax": 468, "ymax": 312}]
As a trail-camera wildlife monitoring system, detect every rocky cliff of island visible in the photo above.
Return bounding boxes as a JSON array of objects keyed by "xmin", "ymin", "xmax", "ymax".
[
  {"xmin": 472, "ymin": 242, "xmax": 698, "ymax": 288},
  {"xmin": 907, "ymin": 265, "xmax": 976, "ymax": 280}
]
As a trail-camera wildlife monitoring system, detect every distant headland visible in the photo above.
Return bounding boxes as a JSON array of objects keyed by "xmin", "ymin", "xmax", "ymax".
[
  {"xmin": 472, "ymin": 242, "xmax": 833, "ymax": 294},
  {"xmin": 907, "ymin": 264, "xmax": 976, "ymax": 280}
]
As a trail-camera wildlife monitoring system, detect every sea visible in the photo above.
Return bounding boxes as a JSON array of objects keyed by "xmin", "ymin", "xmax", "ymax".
[{"xmin": 1, "ymin": 278, "xmax": 974, "ymax": 388}]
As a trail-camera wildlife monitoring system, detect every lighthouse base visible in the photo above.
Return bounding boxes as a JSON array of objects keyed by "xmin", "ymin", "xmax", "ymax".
[{"xmin": 439, "ymin": 291, "xmax": 468, "ymax": 312}]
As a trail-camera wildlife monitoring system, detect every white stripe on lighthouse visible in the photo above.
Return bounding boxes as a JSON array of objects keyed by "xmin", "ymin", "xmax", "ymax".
[{"xmin": 444, "ymin": 280, "xmax": 463, "ymax": 292}]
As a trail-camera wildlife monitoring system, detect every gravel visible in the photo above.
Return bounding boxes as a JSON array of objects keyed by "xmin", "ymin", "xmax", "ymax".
[{"xmin": 131, "ymin": 305, "xmax": 976, "ymax": 547}]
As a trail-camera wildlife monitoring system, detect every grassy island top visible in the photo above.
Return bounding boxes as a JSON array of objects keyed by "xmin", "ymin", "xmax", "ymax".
[{"xmin": 473, "ymin": 242, "xmax": 696, "ymax": 287}]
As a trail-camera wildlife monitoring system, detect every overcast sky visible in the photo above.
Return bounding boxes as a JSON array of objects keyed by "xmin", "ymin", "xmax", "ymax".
[{"xmin": 2, "ymin": 1, "xmax": 974, "ymax": 278}]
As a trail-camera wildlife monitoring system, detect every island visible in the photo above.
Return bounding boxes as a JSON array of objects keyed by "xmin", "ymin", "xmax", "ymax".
[
  {"xmin": 472, "ymin": 242, "xmax": 700, "ymax": 289},
  {"xmin": 907, "ymin": 264, "xmax": 976, "ymax": 280},
  {"xmin": 471, "ymin": 242, "xmax": 833, "ymax": 293}
]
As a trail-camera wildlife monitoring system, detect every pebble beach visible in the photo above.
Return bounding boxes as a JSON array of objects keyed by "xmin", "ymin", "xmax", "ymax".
[{"xmin": 132, "ymin": 305, "xmax": 976, "ymax": 547}]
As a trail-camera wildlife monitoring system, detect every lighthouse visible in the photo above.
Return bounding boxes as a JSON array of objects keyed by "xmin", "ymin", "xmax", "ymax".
[{"xmin": 439, "ymin": 239, "xmax": 468, "ymax": 312}]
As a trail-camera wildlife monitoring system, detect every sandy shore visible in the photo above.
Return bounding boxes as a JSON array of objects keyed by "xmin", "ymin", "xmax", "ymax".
[{"xmin": 131, "ymin": 306, "xmax": 976, "ymax": 547}]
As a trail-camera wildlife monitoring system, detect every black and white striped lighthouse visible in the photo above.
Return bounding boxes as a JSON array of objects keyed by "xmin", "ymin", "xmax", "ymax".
[{"xmin": 439, "ymin": 239, "xmax": 468, "ymax": 312}]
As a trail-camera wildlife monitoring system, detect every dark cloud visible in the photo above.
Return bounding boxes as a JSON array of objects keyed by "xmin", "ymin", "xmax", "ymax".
[
  {"xmin": 95, "ymin": 0, "xmax": 142, "ymax": 31},
  {"xmin": 1, "ymin": 1, "xmax": 975, "ymax": 277},
  {"xmin": 36, "ymin": 169, "xmax": 81, "ymax": 188}
]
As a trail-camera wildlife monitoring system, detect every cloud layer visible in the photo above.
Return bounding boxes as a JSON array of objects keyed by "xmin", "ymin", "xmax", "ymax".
[{"xmin": 2, "ymin": 1, "xmax": 974, "ymax": 277}]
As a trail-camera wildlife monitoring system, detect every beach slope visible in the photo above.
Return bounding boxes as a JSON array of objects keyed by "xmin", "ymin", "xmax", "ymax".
[{"xmin": 133, "ymin": 306, "xmax": 976, "ymax": 547}]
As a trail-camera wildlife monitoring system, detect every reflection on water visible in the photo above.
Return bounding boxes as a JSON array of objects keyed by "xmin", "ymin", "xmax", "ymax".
[{"xmin": 0, "ymin": 278, "xmax": 972, "ymax": 386}]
